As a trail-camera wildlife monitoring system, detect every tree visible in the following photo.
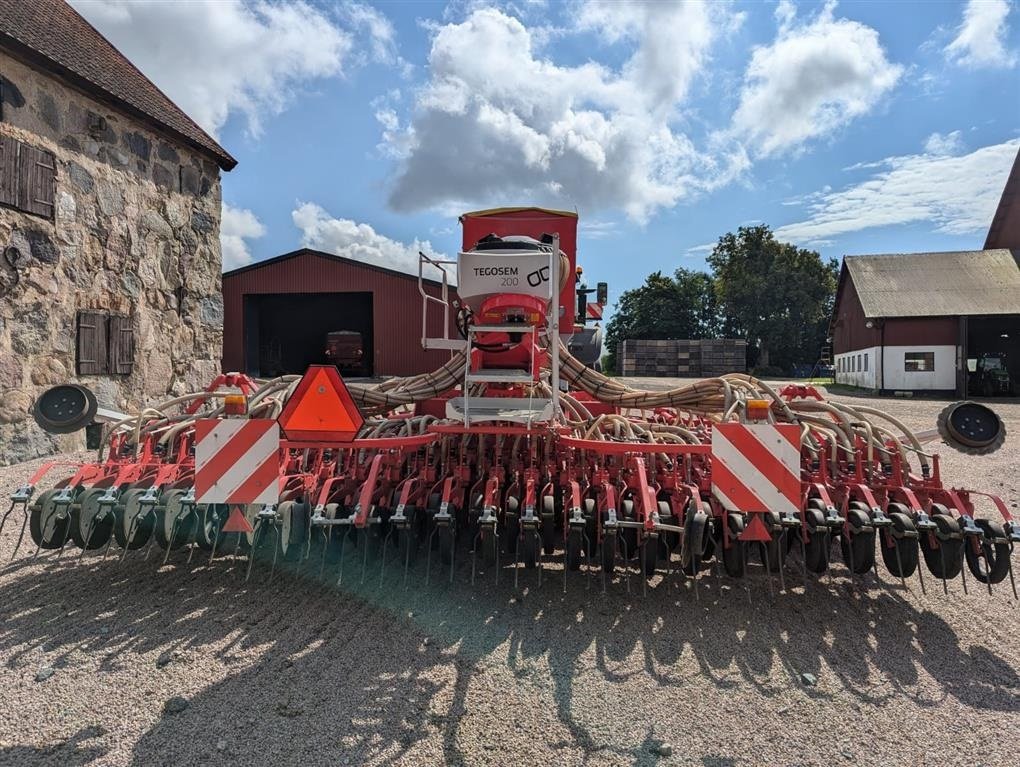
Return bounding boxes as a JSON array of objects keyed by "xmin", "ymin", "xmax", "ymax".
[
  {"xmin": 604, "ymin": 268, "xmax": 718, "ymax": 372},
  {"xmin": 707, "ymin": 225, "xmax": 837, "ymax": 373}
]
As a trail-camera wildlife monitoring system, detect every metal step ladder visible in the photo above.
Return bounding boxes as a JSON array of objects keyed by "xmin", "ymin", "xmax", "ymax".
[{"xmin": 458, "ymin": 323, "xmax": 550, "ymax": 426}]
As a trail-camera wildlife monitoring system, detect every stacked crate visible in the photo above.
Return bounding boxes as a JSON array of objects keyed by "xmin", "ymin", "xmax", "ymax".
[
  {"xmin": 620, "ymin": 339, "xmax": 677, "ymax": 376},
  {"xmin": 619, "ymin": 339, "xmax": 747, "ymax": 377},
  {"xmin": 699, "ymin": 339, "xmax": 747, "ymax": 377}
]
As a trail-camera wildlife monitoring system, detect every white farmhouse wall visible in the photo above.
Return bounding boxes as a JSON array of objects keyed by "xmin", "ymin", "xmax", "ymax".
[
  {"xmin": 881, "ymin": 345, "xmax": 957, "ymax": 391},
  {"xmin": 835, "ymin": 345, "xmax": 957, "ymax": 391}
]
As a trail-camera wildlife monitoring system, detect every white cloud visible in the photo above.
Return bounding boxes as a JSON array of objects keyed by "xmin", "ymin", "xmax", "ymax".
[
  {"xmin": 292, "ymin": 202, "xmax": 444, "ymax": 275},
  {"xmin": 72, "ymin": 1, "xmax": 385, "ymax": 138},
  {"xmin": 775, "ymin": 139, "xmax": 1019, "ymax": 243},
  {"xmin": 220, "ymin": 203, "xmax": 266, "ymax": 271},
  {"xmin": 924, "ymin": 130, "xmax": 964, "ymax": 156},
  {"xmin": 384, "ymin": 4, "xmax": 742, "ymax": 222},
  {"xmin": 729, "ymin": 2, "xmax": 902, "ymax": 157},
  {"xmin": 945, "ymin": 0, "xmax": 1017, "ymax": 69}
]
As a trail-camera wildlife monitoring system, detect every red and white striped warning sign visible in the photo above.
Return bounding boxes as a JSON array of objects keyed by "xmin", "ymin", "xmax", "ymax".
[
  {"xmin": 194, "ymin": 419, "xmax": 280, "ymax": 505},
  {"xmin": 711, "ymin": 423, "xmax": 801, "ymax": 516}
]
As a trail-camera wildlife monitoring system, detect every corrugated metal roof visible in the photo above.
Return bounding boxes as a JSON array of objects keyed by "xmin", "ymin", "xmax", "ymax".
[{"xmin": 845, "ymin": 249, "xmax": 1020, "ymax": 318}]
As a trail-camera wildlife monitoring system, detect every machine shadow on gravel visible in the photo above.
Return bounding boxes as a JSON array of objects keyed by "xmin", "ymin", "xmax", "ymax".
[{"xmin": 1, "ymin": 548, "xmax": 1018, "ymax": 766}]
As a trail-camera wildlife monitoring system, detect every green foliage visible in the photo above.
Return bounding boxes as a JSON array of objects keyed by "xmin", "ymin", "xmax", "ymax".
[
  {"xmin": 708, "ymin": 225, "xmax": 838, "ymax": 372},
  {"xmin": 604, "ymin": 224, "xmax": 837, "ymax": 375},
  {"xmin": 604, "ymin": 268, "xmax": 718, "ymax": 373}
]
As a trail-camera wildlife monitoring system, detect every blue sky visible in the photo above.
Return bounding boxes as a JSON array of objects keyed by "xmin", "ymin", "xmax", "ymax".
[{"xmin": 78, "ymin": 0, "xmax": 1020, "ymax": 311}]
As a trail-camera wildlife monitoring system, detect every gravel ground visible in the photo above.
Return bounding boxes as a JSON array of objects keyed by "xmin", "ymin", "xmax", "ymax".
[{"xmin": 1, "ymin": 387, "xmax": 1019, "ymax": 766}]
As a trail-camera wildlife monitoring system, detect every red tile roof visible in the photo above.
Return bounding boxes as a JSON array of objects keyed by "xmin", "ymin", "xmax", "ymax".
[{"xmin": 0, "ymin": 0, "xmax": 235, "ymax": 169}]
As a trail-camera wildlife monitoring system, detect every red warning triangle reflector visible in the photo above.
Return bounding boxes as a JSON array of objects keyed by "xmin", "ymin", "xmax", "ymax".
[
  {"xmin": 278, "ymin": 365, "xmax": 365, "ymax": 442},
  {"xmin": 222, "ymin": 506, "xmax": 254, "ymax": 534},
  {"xmin": 738, "ymin": 512, "xmax": 773, "ymax": 542}
]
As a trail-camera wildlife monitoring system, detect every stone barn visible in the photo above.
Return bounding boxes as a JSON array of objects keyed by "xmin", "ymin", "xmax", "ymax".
[{"xmin": 0, "ymin": 0, "xmax": 235, "ymax": 464}]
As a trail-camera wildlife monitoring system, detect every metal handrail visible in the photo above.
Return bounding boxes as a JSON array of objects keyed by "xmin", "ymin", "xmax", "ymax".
[{"xmin": 418, "ymin": 251, "xmax": 458, "ymax": 351}]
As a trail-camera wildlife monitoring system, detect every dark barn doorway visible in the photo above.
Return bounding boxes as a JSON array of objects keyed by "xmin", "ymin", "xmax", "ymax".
[
  {"xmin": 965, "ymin": 315, "xmax": 1020, "ymax": 397},
  {"xmin": 243, "ymin": 292, "xmax": 374, "ymax": 377}
]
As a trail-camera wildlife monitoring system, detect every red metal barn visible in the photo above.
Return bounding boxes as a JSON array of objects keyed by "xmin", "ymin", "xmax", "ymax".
[{"xmin": 221, "ymin": 249, "xmax": 456, "ymax": 378}]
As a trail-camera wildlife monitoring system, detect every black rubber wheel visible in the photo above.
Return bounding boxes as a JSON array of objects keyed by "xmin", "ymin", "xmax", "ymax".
[
  {"xmin": 521, "ymin": 528, "xmax": 539, "ymax": 569},
  {"xmin": 438, "ymin": 524, "xmax": 455, "ymax": 565},
  {"xmin": 880, "ymin": 504, "xmax": 918, "ymax": 578},
  {"xmin": 565, "ymin": 527, "xmax": 583, "ymax": 571},
  {"xmin": 583, "ymin": 498, "xmax": 598, "ymax": 556},
  {"xmin": 113, "ymin": 488, "xmax": 155, "ymax": 550},
  {"xmin": 802, "ymin": 500, "xmax": 830, "ymax": 573},
  {"xmin": 721, "ymin": 513, "xmax": 746, "ymax": 578},
  {"xmin": 657, "ymin": 500, "xmax": 679, "ymax": 559},
  {"xmin": 840, "ymin": 507, "xmax": 876, "ymax": 574},
  {"xmin": 641, "ymin": 534, "xmax": 658, "ymax": 578},
  {"xmin": 541, "ymin": 496, "xmax": 557, "ymax": 555},
  {"xmin": 29, "ymin": 489, "xmax": 70, "ymax": 550},
  {"xmin": 479, "ymin": 524, "xmax": 498, "ymax": 566},
  {"xmin": 153, "ymin": 489, "xmax": 194, "ymax": 549},
  {"xmin": 70, "ymin": 487, "xmax": 114, "ymax": 549},
  {"xmin": 680, "ymin": 507, "xmax": 709, "ymax": 576},
  {"xmin": 921, "ymin": 511, "xmax": 964, "ymax": 579},
  {"xmin": 321, "ymin": 503, "xmax": 349, "ymax": 564},
  {"xmin": 396, "ymin": 505, "xmax": 419, "ymax": 565},
  {"xmin": 600, "ymin": 529, "xmax": 617, "ymax": 574},
  {"xmin": 504, "ymin": 496, "xmax": 520, "ymax": 555},
  {"xmin": 965, "ymin": 518, "xmax": 1012, "ymax": 584},
  {"xmin": 276, "ymin": 500, "xmax": 310, "ymax": 562},
  {"xmin": 194, "ymin": 504, "xmax": 227, "ymax": 551}
]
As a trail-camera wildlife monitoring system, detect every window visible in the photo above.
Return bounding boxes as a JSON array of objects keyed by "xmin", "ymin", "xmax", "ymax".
[
  {"xmin": 904, "ymin": 351, "xmax": 935, "ymax": 372},
  {"xmin": 0, "ymin": 135, "xmax": 55, "ymax": 218},
  {"xmin": 857, "ymin": 354, "xmax": 862, "ymax": 372},
  {"xmin": 76, "ymin": 311, "xmax": 134, "ymax": 375},
  {"xmin": 863, "ymin": 353, "xmax": 869, "ymax": 372},
  {"xmin": 851, "ymin": 356, "xmax": 856, "ymax": 372}
]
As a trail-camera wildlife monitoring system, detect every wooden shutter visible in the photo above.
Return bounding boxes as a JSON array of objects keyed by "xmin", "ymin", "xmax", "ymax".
[
  {"xmin": 108, "ymin": 314, "xmax": 135, "ymax": 375},
  {"xmin": 76, "ymin": 311, "xmax": 108, "ymax": 375},
  {"xmin": 0, "ymin": 135, "xmax": 17, "ymax": 207},
  {"xmin": 18, "ymin": 144, "xmax": 55, "ymax": 218}
]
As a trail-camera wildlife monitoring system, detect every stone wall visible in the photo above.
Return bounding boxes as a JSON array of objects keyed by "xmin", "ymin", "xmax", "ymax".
[{"xmin": 0, "ymin": 51, "xmax": 224, "ymax": 465}]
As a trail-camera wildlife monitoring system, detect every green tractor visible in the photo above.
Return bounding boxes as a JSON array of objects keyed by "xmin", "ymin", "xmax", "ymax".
[{"xmin": 969, "ymin": 352, "xmax": 1014, "ymax": 397}]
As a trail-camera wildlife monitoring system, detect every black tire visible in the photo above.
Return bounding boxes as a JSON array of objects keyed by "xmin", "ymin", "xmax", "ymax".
[
  {"xmin": 277, "ymin": 500, "xmax": 310, "ymax": 562},
  {"xmin": 194, "ymin": 504, "xmax": 227, "ymax": 551},
  {"xmin": 721, "ymin": 513, "xmax": 746, "ymax": 577},
  {"xmin": 29, "ymin": 489, "xmax": 70, "ymax": 550},
  {"xmin": 153, "ymin": 489, "xmax": 194, "ymax": 550},
  {"xmin": 840, "ymin": 507, "xmax": 876, "ymax": 574},
  {"xmin": 540, "ymin": 496, "xmax": 557, "ymax": 555},
  {"xmin": 438, "ymin": 524, "xmax": 455, "ymax": 565},
  {"xmin": 965, "ymin": 518, "xmax": 1012, "ymax": 584},
  {"xmin": 565, "ymin": 527, "xmax": 583, "ymax": 571},
  {"xmin": 803, "ymin": 500, "xmax": 830, "ymax": 573},
  {"xmin": 657, "ymin": 500, "xmax": 679, "ymax": 559},
  {"xmin": 880, "ymin": 505, "xmax": 918, "ymax": 578},
  {"xmin": 680, "ymin": 508, "xmax": 709, "ymax": 576},
  {"xmin": 70, "ymin": 487, "xmax": 114, "ymax": 550},
  {"xmin": 920, "ymin": 512, "xmax": 964, "ymax": 580},
  {"xmin": 521, "ymin": 528, "xmax": 539, "ymax": 569},
  {"xmin": 600, "ymin": 530, "xmax": 617, "ymax": 574},
  {"xmin": 113, "ymin": 488, "xmax": 156, "ymax": 550},
  {"xmin": 583, "ymin": 498, "xmax": 598, "ymax": 556},
  {"xmin": 396, "ymin": 506, "xmax": 419, "ymax": 565},
  {"xmin": 641, "ymin": 534, "xmax": 658, "ymax": 577},
  {"xmin": 479, "ymin": 525, "xmax": 498, "ymax": 566},
  {"xmin": 504, "ymin": 496, "xmax": 520, "ymax": 555},
  {"xmin": 321, "ymin": 503, "xmax": 349, "ymax": 564}
]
